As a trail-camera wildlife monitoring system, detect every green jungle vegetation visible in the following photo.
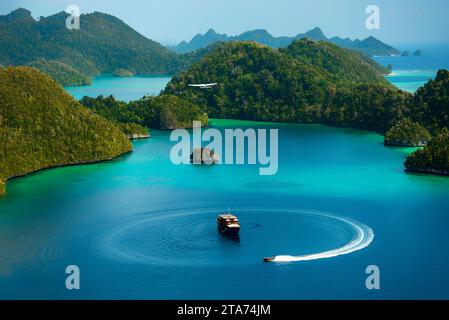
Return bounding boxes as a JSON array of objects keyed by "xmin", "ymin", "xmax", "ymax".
[
  {"xmin": 410, "ymin": 70, "xmax": 449, "ymax": 134},
  {"xmin": 164, "ymin": 40, "xmax": 408, "ymax": 132},
  {"xmin": 26, "ymin": 59, "xmax": 92, "ymax": 86},
  {"xmin": 118, "ymin": 123, "xmax": 150, "ymax": 138},
  {"xmin": 0, "ymin": 66, "xmax": 132, "ymax": 197},
  {"xmin": 0, "ymin": 8, "xmax": 398, "ymax": 88},
  {"xmin": 281, "ymin": 39, "xmax": 389, "ymax": 83},
  {"xmin": 80, "ymin": 95, "xmax": 208, "ymax": 130},
  {"xmin": 403, "ymin": 70, "xmax": 449, "ymax": 174},
  {"xmin": 165, "ymin": 40, "xmax": 449, "ymax": 174},
  {"xmin": 2, "ymin": 15, "xmax": 449, "ymax": 185},
  {"xmin": 405, "ymin": 128, "xmax": 449, "ymax": 175},
  {"xmin": 0, "ymin": 8, "xmax": 203, "ymax": 86},
  {"xmin": 384, "ymin": 118, "xmax": 431, "ymax": 147}
]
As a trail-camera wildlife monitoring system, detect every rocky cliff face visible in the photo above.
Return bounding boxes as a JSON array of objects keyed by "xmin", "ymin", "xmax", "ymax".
[{"xmin": 190, "ymin": 148, "xmax": 219, "ymax": 165}]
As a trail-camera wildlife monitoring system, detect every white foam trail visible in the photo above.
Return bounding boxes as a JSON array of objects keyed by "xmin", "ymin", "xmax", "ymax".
[
  {"xmin": 100, "ymin": 207, "xmax": 374, "ymax": 265},
  {"xmin": 271, "ymin": 214, "xmax": 374, "ymax": 263}
]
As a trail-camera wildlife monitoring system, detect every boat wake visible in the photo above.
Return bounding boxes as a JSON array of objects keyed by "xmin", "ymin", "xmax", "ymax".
[
  {"xmin": 267, "ymin": 212, "xmax": 374, "ymax": 263},
  {"xmin": 99, "ymin": 207, "xmax": 374, "ymax": 266}
]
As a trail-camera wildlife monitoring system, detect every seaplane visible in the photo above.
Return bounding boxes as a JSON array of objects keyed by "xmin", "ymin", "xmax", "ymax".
[{"xmin": 188, "ymin": 83, "xmax": 218, "ymax": 89}]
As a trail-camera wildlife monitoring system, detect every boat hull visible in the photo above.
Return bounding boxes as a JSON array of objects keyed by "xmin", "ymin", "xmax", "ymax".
[{"xmin": 218, "ymin": 225, "xmax": 240, "ymax": 235}]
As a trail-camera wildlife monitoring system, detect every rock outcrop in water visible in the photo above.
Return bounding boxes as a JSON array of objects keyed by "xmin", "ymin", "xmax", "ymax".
[
  {"xmin": 113, "ymin": 69, "xmax": 134, "ymax": 77},
  {"xmin": 190, "ymin": 148, "xmax": 219, "ymax": 164}
]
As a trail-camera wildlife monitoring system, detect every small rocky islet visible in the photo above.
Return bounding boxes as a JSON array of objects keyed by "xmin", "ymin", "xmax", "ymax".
[{"xmin": 1, "ymin": 9, "xmax": 449, "ymax": 197}]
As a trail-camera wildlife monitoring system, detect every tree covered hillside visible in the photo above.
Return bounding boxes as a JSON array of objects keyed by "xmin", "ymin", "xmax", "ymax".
[
  {"xmin": 81, "ymin": 94, "xmax": 209, "ymax": 130},
  {"xmin": 164, "ymin": 40, "xmax": 409, "ymax": 132},
  {"xmin": 402, "ymin": 70, "xmax": 449, "ymax": 174},
  {"xmin": 384, "ymin": 118, "xmax": 431, "ymax": 147},
  {"xmin": 405, "ymin": 128, "xmax": 449, "ymax": 175},
  {"xmin": 282, "ymin": 39, "xmax": 389, "ymax": 83},
  {"xmin": 0, "ymin": 67, "xmax": 132, "ymax": 197},
  {"xmin": 410, "ymin": 69, "xmax": 449, "ymax": 134},
  {"xmin": 0, "ymin": 8, "xmax": 193, "ymax": 85},
  {"xmin": 27, "ymin": 59, "xmax": 92, "ymax": 86}
]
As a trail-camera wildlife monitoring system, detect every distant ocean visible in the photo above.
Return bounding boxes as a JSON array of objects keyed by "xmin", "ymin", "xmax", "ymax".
[
  {"xmin": 63, "ymin": 46, "xmax": 449, "ymax": 104},
  {"xmin": 1, "ymin": 44, "xmax": 449, "ymax": 300},
  {"xmin": 374, "ymin": 45, "xmax": 449, "ymax": 92}
]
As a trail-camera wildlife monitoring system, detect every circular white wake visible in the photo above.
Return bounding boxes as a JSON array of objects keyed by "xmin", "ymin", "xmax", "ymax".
[
  {"xmin": 99, "ymin": 207, "xmax": 374, "ymax": 265},
  {"xmin": 268, "ymin": 212, "xmax": 374, "ymax": 263}
]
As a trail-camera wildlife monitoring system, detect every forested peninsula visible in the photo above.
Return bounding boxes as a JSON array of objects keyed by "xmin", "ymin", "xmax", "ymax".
[
  {"xmin": 0, "ymin": 67, "xmax": 132, "ymax": 197},
  {"xmin": 0, "ymin": 66, "xmax": 209, "ymax": 197},
  {"xmin": 1, "ymin": 9, "xmax": 449, "ymax": 199},
  {"xmin": 165, "ymin": 41, "xmax": 449, "ymax": 175}
]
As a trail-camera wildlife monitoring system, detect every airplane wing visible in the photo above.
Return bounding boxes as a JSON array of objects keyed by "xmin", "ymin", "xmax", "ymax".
[{"xmin": 188, "ymin": 83, "xmax": 218, "ymax": 88}]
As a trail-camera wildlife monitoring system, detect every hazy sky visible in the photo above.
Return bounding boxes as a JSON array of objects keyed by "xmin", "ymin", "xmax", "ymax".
[{"xmin": 1, "ymin": 0, "xmax": 448, "ymax": 46}]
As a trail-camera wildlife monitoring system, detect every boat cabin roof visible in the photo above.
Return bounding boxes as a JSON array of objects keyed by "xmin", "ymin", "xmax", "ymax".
[{"xmin": 218, "ymin": 214, "xmax": 237, "ymax": 220}]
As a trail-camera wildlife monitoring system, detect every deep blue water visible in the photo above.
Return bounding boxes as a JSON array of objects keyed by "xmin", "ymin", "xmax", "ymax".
[
  {"xmin": 1, "ymin": 48, "xmax": 449, "ymax": 299},
  {"xmin": 1, "ymin": 120, "xmax": 449, "ymax": 299}
]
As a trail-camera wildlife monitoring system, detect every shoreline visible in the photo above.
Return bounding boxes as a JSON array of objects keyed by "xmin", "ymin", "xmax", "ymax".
[
  {"xmin": 384, "ymin": 141, "xmax": 426, "ymax": 147},
  {"xmin": 209, "ymin": 118, "xmax": 386, "ymax": 135},
  {"xmin": 64, "ymin": 73, "xmax": 173, "ymax": 89},
  {"xmin": 127, "ymin": 134, "xmax": 151, "ymax": 139},
  {"xmin": 1, "ymin": 118, "xmax": 446, "ymax": 199},
  {"xmin": 0, "ymin": 150, "xmax": 133, "ymax": 199},
  {"xmin": 405, "ymin": 168, "xmax": 449, "ymax": 177}
]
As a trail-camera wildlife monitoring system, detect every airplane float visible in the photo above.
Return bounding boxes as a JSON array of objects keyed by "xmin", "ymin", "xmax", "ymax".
[{"xmin": 188, "ymin": 83, "xmax": 218, "ymax": 89}]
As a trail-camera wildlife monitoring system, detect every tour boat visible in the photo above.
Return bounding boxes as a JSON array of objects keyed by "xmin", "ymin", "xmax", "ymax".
[
  {"xmin": 263, "ymin": 257, "xmax": 276, "ymax": 262},
  {"xmin": 263, "ymin": 257, "xmax": 275, "ymax": 262},
  {"xmin": 217, "ymin": 213, "xmax": 240, "ymax": 234}
]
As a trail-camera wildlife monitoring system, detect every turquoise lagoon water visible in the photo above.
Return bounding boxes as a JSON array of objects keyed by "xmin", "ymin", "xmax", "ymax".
[
  {"xmin": 374, "ymin": 46, "xmax": 449, "ymax": 92},
  {"xmin": 2, "ymin": 52, "xmax": 449, "ymax": 299},
  {"xmin": 65, "ymin": 74, "xmax": 171, "ymax": 102},
  {"xmin": 1, "ymin": 119, "xmax": 449, "ymax": 299}
]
